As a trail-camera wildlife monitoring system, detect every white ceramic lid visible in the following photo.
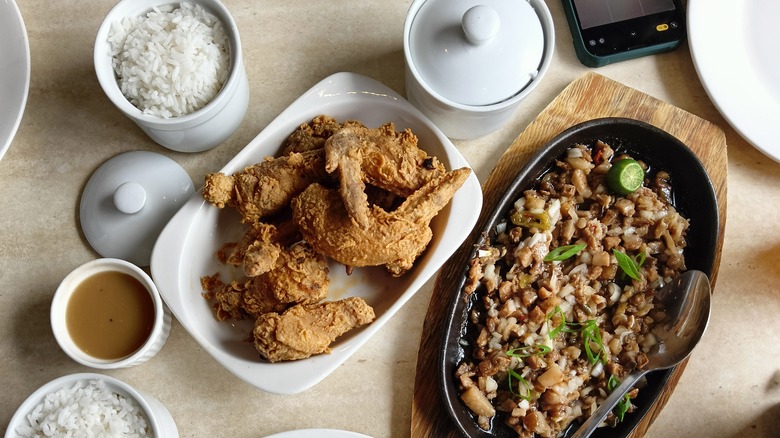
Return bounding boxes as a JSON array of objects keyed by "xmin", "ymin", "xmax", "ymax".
[
  {"xmin": 80, "ymin": 151, "xmax": 195, "ymax": 267},
  {"xmin": 407, "ymin": 0, "xmax": 545, "ymax": 106}
]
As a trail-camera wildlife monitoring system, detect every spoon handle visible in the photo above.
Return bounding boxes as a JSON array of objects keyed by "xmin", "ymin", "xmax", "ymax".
[{"xmin": 570, "ymin": 371, "xmax": 645, "ymax": 438}]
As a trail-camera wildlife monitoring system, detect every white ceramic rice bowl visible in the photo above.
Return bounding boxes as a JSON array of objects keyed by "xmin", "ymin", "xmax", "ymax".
[
  {"xmin": 4, "ymin": 373, "xmax": 178, "ymax": 438},
  {"xmin": 93, "ymin": 0, "xmax": 248, "ymax": 153}
]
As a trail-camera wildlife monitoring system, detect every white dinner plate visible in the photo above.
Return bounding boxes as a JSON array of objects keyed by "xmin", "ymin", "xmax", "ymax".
[
  {"xmin": 0, "ymin": 0, "xmax": 31, "ymax": 162},
  {"xmin": 263, "ymin": 430, "xmax": 372, "ymax": 438},
  {"xmin": 151, "ymin": 72, "xmax": 482, "ymax": 394},
  {"xmin": 688, "ymin": 0, "xmax": 780, "ymax": 162}
]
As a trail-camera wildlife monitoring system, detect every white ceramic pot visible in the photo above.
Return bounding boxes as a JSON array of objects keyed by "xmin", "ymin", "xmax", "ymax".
[
  {"xmin": 4, "ymin": 373, "xmax": 178, "ymax": 438},
  {"xmin": 50, "ymin": 258, "xmax": 171, "ymax": 369},
  {"xmin": 94, "ymin": 0, "xmax": 248, "ymax": 152},
  {"xmin": 404, "ymin": 0, "xmax": 555, "ymax": 140}
]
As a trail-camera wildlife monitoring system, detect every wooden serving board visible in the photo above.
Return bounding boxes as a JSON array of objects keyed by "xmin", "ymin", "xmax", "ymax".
[{"xmin": 411, "ymin": 72, "xmax": 728, "ymax": 437}]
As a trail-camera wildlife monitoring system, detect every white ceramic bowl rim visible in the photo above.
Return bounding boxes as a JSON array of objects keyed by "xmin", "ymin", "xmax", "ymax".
[
  {"xmin": 50, "ymin": 258, "xmax": 166, "ymax": 369},
  {"xmin": 6, "ymin": 373, "xmax": 160, "ymax": 437},
  {"xmin": 93, "ymin": 0, "xmax": 243, "ymax": 128},
  {"xmin": 403, "ymin": 0, "xmax": 554, "ymax": 113}
]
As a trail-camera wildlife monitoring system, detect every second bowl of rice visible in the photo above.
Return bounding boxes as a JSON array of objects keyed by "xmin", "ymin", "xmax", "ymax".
[
  {"xmin": 94, "ymin": 0, "xmax": 248, "ymax": 153},
  {"xmin": 5, "ymin": 373, "xmax": 178, "ymax": 438}
]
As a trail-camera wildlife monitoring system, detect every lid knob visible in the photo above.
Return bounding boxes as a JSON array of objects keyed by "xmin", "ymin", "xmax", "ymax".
[
  {"xmin": 462, "ymin": 5, "xmax": 500, "ymax": 45},
  {"xmin": 114, "ymin": 182, "xmax": 147, "ymax": 214}
]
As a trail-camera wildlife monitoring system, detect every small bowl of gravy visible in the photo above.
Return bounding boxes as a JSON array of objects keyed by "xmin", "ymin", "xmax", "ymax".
[{"xmin": 51, "ymin": 258, "xmax": 171, "ymax": 369}]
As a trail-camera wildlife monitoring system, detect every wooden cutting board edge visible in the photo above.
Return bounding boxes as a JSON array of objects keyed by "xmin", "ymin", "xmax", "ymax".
[{"xmin": 411, "ymin": 72, "xmax": 728, "ymax": 437}]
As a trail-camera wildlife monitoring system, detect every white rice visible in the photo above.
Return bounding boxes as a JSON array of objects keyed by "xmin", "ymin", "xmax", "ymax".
[
  {"xmin": 14, "ymin": 379, "xmax": 150, "ymax": 438},
  {"xmin": 108, "ymin": 2, "xmax": 230, "ymax": 118}
]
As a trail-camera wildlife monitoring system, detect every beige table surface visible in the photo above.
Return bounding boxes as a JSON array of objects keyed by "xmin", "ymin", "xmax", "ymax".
[{"xmin": 3, "ymin": 0, "xmax": 780, "ymax": 437}]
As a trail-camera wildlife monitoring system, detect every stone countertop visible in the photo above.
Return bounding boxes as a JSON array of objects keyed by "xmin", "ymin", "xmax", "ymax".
[{"xmin": 2, "ymin": 0, "xmax": 780, "ymax": 437}]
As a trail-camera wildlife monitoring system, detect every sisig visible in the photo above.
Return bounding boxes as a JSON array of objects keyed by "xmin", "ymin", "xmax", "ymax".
[{"xmin": 456, "ymin": 139, "xmax": 690, "ymax": 437}]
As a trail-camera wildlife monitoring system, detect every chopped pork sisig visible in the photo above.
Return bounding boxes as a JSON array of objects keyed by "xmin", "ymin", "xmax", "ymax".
[{"xmin": 456, "ymin": 140, "xmax": 690, "ymax": 437}]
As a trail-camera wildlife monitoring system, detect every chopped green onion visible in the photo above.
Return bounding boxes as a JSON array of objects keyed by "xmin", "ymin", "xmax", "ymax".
[
  {"xmin": 634, "ymin": 251, "xmax": 647, "ymax": 268},
  {"xmin": 607, "ymin": 374, "xmax": 619, "ymax": 391},
  {"xmin": 508, "ymin": 368, "xmax": 532, "ymax": 400},
  {"xmin": 547, "ymin": 306, "xmax": 567, "ymax": 338},
  {"xmin": 615, "ymin": 394, "xmax": 631, "ymax": 421},
  {"xmin": 544, "ymin": 243, "xmax": 587, "ymax": 262},
  {"xmin": 507, "ymin": 344, "xmax": 551, "ymax": 358},
  {"xmin": 613, "ymin": 249, "xmax": 642, "ymax": 281},
  {"xmin": 581, "ymin": 320, "xmax": 606, "ymax": 364},
  {"xmin": 607, "ymin": 374, "xmax": 632, "ymax": 422},
  {"xmin": 546, "ymin": 307, "xmax": 606, "ymax": 363}
]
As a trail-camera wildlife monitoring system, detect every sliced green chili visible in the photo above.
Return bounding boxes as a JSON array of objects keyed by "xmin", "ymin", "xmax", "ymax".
[{"xmin": 511, "ymin": 210, "xmax": 552, "ymax": 230}]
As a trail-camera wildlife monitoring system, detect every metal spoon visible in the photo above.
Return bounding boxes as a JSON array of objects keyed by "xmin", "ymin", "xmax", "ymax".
[{"xmin": 571, "ymin": 269, "xmax": 712, "ymax": 438}]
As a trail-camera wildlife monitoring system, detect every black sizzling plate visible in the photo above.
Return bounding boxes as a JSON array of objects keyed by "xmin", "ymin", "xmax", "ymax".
[{"xmin": 440, "ymin": 118, "xmax": 719, "ymax": 437}]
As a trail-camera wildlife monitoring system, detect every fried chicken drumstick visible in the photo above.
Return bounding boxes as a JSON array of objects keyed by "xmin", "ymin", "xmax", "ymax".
[{"xmin": 253, "ymin": 297, "xmax": 375, "ymax": 362}]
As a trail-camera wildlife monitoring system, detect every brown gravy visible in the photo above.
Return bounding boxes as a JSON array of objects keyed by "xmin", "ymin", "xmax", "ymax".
[{"xmin": 66, "ymin": 271, "xmax": 155, "ymax": 360}]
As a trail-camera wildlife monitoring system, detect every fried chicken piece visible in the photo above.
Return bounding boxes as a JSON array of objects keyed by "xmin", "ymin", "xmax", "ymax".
[
  {"xmin": 324, "ymin": 124, "xmax": 446, "ymax": 229},
  {"xmin": 291, "ymin": 167, "xmax": 471, "ymax": 276},
  {"xmin": 201, "ymin": 242, "xmax": 330, "ymax": 320},
  {"xmin": 203, "ymin": 150, "xmax": 327, "ymax": 224},
  {"xmin": 201, "ymin": 242, "xmax": 330, "ymax": 321},
  {"xmin": 225, "ymin": 217, "xmax": 300, "ymax": 277},
  {"xmin": 253, "ymin": 297, "xmax": 375, "ymax": 362},
  {"xmin": 281, "ymin": 115, "xmax": 367, "ymax": 154},
  {"xmin": 241, "ymin": 242, "xmax": 329, "ymax": 317},
  {"xmin": 201, "ymin": 274, "xmax": 247, "ymax": 321}
]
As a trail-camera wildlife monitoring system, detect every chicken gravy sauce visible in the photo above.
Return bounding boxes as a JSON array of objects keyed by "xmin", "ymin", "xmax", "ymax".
[{"xmin": 66, "ymin": 271, "xmax": 155, "ymax": 359}]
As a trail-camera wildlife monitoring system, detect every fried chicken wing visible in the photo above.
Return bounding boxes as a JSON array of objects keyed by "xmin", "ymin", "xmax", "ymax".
[
  {"xmin": 224, "ymin": 218, "xmax": 300, "ymax": 277},
  {"xmin": 202, "ymin": 242, "xmax": 329, "ymax": 320},
  {"xmin": 241, "ymin": 242, "xmax": 329, "ymax": 317},
  {"xmin": 253, "ymin": 297, "xmax": 375, "ymax": 362},
  {"xmin": 281, "ymin": 115, "xmax": 366, "ymax": 155},
  {"xmin": 203, "ymin": 150, "xmax": 327, "ymax": 224},
  {"xmin": 324, "ymin": 124, "xmax": 446, "ymax": 229},
  {"xmin": 291, "ymin": 167, "xmax": 471, "ymax": 276}
]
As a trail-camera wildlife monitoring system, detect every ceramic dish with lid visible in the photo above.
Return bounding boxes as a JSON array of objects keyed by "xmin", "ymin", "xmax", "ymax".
[
  {"xmin": 440, "ymin": 118, "xmax": 719, "ymax": 437},
  {"xmin": 94, "ymin": 0, "xmax": 248, "ymax": 152},
  {"xmin": 4, "ymin": 373, "xmax": 178, "ymax": 438},
  {"xmin": 404, "ymin": 0, "xmax": 554, "ymax": 140},
  {"xmin": 151, "ymin": 72, "xmax": 482, "ymax": 394}
]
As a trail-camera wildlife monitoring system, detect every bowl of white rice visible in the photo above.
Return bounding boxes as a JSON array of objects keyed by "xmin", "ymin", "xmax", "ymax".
[
  {"xmin": 5, "ymin": 373, "xmax": 178, "ymax": 438},
  {"xmin": 94, "ymin": 0, "xmax": 248, "ymax": 153}
]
